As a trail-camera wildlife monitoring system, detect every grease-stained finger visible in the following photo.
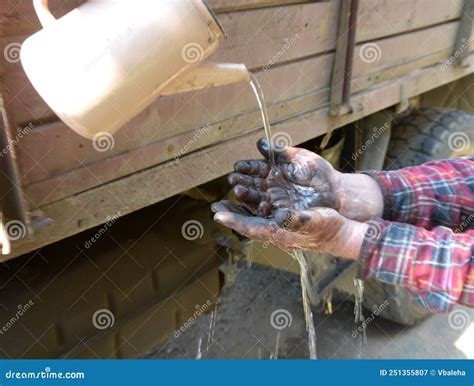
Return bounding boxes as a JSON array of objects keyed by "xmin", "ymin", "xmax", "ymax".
[
  {"xmin": 257, "ymin": 201, "xmax": 272, "ymax": 218},
  {"xmin": 211, "ymin": 200, "xmax": 243, "ymax": 214},
  {"xmin": 233, "ymin": 185, "xmax": 267, "ymax": 206},
  {"xmin": 234, "ymin": 159, "xmax": 270, "ymax": 177},
  {"xmin": 213, "ymin": 211, "xmax": 274, "ymax": 241},
  {"xmin": 228, "ymin": 172, "xmax": 255, "ymax": 187},
  {"xmin": 257, "ymin": 138, "xmax": 300, "ymax": 164}
]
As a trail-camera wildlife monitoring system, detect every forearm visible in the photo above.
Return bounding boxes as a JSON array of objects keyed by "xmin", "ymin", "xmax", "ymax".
[
  {"xmin": 363, "ymin": 157, "xmax": 474, "ymax": 228},
  {"xmin": 358, "ymin": 219, "xmax": 474, "ymax": 312},
  {"xmin": 336, "ymin": 157, "xmax": 474, "ymax": 228}
]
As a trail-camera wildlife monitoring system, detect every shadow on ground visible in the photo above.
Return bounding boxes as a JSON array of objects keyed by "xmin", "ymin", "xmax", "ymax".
[{"xmin": 145, "ymin": 262, "xmax": 473, "ymax": 359}]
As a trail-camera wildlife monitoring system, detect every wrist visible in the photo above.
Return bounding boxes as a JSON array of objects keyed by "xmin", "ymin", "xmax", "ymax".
[
  {"xmin": 327, "ymin": 220, "xmax": 368, "ymax": 260},
  {"xmin": 335, "ymin": 172, "xmax": 384, "ymax": 221}
]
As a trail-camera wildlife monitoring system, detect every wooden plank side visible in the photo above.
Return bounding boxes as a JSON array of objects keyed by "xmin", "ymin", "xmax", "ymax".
[
  {"xmin": 6, "ymin": 55, "xmax": 474, "ymax": 260},
  {"xmin": 209, "ymin": 0, "xmax": 314, "ymax": 13},
  {"xmin": 23, "ymin": 46, "xmax": 464, "ymax": 208},
  {"xmin": 2, "ymin": 0, "xmax": 462, "ymax": 38},
  {"xmin": 2, "ymin": 2, "xmax": 337, "ymax": 125},
  {"xmin": 22, "ymin": 48, "xmax": 462, "ymax": 206},
  {"xmin": 0, "ymin": 0, "xmax": 85, "ymax": 36},
  {"xmin": 18, "ymin": 21, "xmax": 461, "ymax": 192},
  {"xmin": 356, "ymin": 0, "xmax": 463, "ymax": 42},
  {"xmin": 0, "ymin": 0, "xmax": 306, "ymax": 33},
  {"xmin": 2, "ymin": 0, "xmax": 462, "ymax": 125}
]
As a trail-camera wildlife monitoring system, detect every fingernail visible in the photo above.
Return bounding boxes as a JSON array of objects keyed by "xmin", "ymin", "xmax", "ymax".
[
  {"xmin": 234, "ymin": 185, "xmax": 248, "ymax": 195},
  {"xmin": 214, "ymin": 213, "xmax": 223, "ymax": 224}
]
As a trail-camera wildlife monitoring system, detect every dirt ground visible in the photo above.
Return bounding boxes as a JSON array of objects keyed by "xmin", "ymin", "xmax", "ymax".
[{"xmin": 144, "ymin": 262, "xmax": 474, "ymax": 360}]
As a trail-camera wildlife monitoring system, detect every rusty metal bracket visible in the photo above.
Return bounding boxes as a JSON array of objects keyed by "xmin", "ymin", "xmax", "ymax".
[
  {"xmin": 329, "ymin": 0, "xmax": 360, "ymax": 117},
  {"xmin": 453, "ymin": 0, "xmax": 474, "ymax": 67},
  {"xmin": 0, "ymin": 81, "xmax": 31, "ymax": 240}
]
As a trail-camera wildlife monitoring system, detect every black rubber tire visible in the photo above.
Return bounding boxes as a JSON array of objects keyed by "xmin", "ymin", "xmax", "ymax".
[{"xmin": 363, "ymin": 108, "xmax": 474, "ymax": 326}]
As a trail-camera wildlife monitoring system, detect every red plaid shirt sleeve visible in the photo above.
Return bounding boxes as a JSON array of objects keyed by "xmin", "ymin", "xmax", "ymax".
[{"xmin": 358, "ymin": 157, "xmax": 474, "ymax": 312}]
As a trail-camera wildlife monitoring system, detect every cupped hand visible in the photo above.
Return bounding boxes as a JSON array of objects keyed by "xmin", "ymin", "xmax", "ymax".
[
  {"xmin": 228, "ymin": 139, "xmax": 343, "ymax": 218},
  {"xmin": 211, "ymin": 200, "xmax": 367, "ymax": 259}
]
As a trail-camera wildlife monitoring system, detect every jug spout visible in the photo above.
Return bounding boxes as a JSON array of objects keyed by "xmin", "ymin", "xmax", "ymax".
[{"xmin": 161, "ymin": 61, "xmax": 250, "ymax": 96}]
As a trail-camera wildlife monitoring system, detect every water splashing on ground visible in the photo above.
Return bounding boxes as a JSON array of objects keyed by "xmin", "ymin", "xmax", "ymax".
[
  {"xmin": 292, "ymin": 251, "xmax": 318, "ymax": 359},
  {"xmin": 206, "ymin": 309, "xmax": 217, "ymax": 353},
  {"xmin": 353, "ymin": 278, "xmax": 366, "ymax": 357},
  {"xmin": 196, "ymin": 337, "xmax": 203, "ymax": 359}
]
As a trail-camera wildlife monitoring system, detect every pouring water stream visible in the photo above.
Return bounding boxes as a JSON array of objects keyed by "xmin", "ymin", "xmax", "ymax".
[
  {"xmin": 249, "ymin": 74, "xmax": 367, "ymax": 360},
  {"xmin": 250, "ymin": 75, "xmax": 318, "ymax": 359}
]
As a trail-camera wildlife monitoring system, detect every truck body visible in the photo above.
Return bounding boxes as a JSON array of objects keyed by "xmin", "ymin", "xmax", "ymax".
[{"xmin": 0, "ymin": 0, "xmax": 473, "ymax": 358}]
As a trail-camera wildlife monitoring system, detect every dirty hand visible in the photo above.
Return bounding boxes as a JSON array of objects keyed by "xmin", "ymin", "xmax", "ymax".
[
  {"xmin": 211, "ymin": 200, "xmax": 368, "ymax": 259},
  {"xmin": 228, "ymin": 139, "xmax": 383, "ymax": 221}
]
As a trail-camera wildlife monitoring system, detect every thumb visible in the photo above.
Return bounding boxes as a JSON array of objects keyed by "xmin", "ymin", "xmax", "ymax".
[{"xmin": 257, "ymin": 138, "xmax": 298, "ymax": 163}]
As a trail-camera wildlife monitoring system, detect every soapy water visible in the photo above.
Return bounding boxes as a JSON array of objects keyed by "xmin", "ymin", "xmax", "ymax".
[{"xmin": 250, "ymin": 75, "xmax": 318, "ymax": 359}]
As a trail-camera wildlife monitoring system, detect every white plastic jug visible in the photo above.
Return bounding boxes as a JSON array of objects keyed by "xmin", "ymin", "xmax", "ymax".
[{"xmin": 21, "ymin": 0, "xmax": 250, "ymax": 139}]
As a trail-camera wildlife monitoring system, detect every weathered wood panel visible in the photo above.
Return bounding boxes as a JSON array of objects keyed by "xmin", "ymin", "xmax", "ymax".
[
  {"xmin": 7, "ymin": 54, "xmax": 474, "ymax": 260},
  {"xmin": 19, "ymin": 20, "xmax": 464, "ymax": 205},
  {"xmin": 208, "ymin": 0, "xmax": 314, "ymax": 13},
  {"xmin": 1, "ymin": 0, "xmax": 462, "ymax": 124},
  {"xmin": 0, "ymin": 0, "xmax": 85, "ymax": 36},
  {"xmin": 0, "ymin": 0, "xmax": 470, "ymax": 246}
]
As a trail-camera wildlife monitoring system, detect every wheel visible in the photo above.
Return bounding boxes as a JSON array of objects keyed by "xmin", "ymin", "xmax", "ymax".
[
  {"xmin": 0, "ymin": 197, "xmax": 223, "ymax": 358},
  {"xmin": 386, "ymin": 108, "xmax": 474, "ymax": 169},
  {"xmin": 363, "ymin": 107, "xmax": 474, "ymax": 325}
]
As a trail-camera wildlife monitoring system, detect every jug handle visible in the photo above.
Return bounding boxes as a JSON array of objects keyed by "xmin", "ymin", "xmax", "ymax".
[{"xmin": 33, "ymin": 0, "xmax": 57, "ymax": 28}]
